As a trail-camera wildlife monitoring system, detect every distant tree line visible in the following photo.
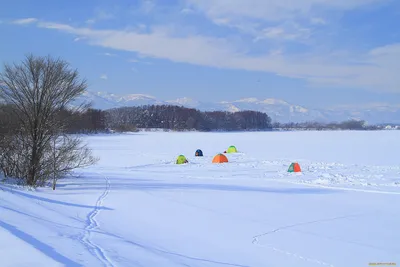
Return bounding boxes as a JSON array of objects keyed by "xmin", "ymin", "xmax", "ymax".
[
  {"xmin": 71, "ymin": 107, "xmax": 388, "ymax": 132},
  {"xmin": 0, "ymin": 103, "xmax": 273, "ymax": 138},
  {"xmin": 104, "ymin": 105, "xmax": 273, "ymax": 131},
  {"xmin": 1, "ymin": 104, "xmax": 385, "ymax": 134},
  {"xmin": 272, "ymin": 119, "xmax": 382, "ymax": 130},
  {"xmin": 2, "ymin": 100, "xmax": 388, "ymax": 137}
]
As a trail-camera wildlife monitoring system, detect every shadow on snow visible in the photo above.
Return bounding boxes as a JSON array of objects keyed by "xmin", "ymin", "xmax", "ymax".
[
  {"xmin": 0, "ymin": 220, "xmax": 82, "ymax": 267},
  {"xmin": 0, "ymin": 186, "xmax": 113, "ymax": 210}
]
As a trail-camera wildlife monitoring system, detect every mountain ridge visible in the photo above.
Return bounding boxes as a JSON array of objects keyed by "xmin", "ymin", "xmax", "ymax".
[{"xmin": 80, "ymin": 91, "xmax": 400, "ymax": 124}]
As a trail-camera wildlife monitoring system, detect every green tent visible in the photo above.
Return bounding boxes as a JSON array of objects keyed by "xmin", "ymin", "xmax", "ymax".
[
  {"xmin": 227, "ymin": 145, "xmax": 237, "ymax": 153},
  {"xmin": 176, "ymin": 155, "xmax": 188, "ymax": 164}
]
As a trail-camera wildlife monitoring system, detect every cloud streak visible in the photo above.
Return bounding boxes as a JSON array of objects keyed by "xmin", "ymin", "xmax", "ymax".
[
  {"xmin": 185, "ymin": 0, "xmax": 388, "ymax": 22},
  {"xmin": 254, "ymin": 23, "xmax": 311, "ymax": 41},
  {"xmin": 102, "ymin": 52, "xmax": 117, "ymax": 57},
  {"xmin": 11, "ymin": 18, "xmax": 38, "ymax": 25}
]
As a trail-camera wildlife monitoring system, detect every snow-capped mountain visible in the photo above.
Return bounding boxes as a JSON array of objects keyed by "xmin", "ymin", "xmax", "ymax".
[
  {"xmin": 217, "ymin": 98, "xmax": 327, "ymax": 123},
  {"xmin": 79, "ymin": 91, "xmax": 164, "ymax": 109},
  {"xmin": 79, "ymin": 91, "xmax": 400, "ymax": 124},
  {"xmin": 165, "ymin": 97, "xmax": 201, "ymax": 107}
]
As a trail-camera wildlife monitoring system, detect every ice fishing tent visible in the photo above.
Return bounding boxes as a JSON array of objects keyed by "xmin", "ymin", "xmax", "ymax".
[
  {"xmin": 288, "ymin": 162, "xmax": 301, "ymax": 172},
  {"xmin": 212, "ymin": 153, "xmax": 228, "ymax": 163},
  {"xmin": 176, "ymin": 155, "xmax": 188, "ymax": 164},
  {"xmin": 226, "ymin": 145, "xmax": 237, "ymax": 153},
  {"xmin": 195, "ymin": 149, "xmax": 203, "ymax": 157}
]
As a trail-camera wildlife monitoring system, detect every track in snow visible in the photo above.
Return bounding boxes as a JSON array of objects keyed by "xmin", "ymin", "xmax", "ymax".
[
  {"xmin": 251, "ymin": 213, "xmax": 365, "ymax": 267},
  {"xmin": 79, "ymin": 176, "xmax": 113, "ymax": 267},
  {"xmin": 252, "ymin": 241, "xmax": 334, "ymax": 267}
]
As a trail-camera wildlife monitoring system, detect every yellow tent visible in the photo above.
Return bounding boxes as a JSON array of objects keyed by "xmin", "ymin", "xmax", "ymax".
[
  {"xmin": 226, "ymin": 145, "xmax": 237, "ymax": 153},
  {"xmin": 176, "ymin": 155, "xmax": 188, "ymax": 164}
]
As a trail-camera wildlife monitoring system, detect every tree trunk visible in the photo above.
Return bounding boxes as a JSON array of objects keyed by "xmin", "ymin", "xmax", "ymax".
[
  {"xmin": 27, "ymin": 166, "xmax": 36, "ymax": 186},
  {"xmin": 28, "ymin": 142, "xmax": 38, "ymax": 186}
]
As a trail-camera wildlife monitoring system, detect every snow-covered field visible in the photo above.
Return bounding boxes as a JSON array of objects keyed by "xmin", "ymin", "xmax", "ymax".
[{"xmin": 1, "ymin": 131, "xmax": 400, "ymax": 267}]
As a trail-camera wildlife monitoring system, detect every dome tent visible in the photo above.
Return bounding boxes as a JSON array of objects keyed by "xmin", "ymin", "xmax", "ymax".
[
  {"xmin": 176, "ymin": 155, "xmax": 188, "ymax": 164},
  {"xmin": 226, "ymin": 145, "xmax": 237, "ymax": 153},
  {"xmin": 195, "ymin": 149, "xmax": 203, "ymax": 157},
  {"xmin": 212, "ymin": 153, "xmax": 228, "ymax": 163},
  {"xmin": 288, "ymin": 162, "xmax": 301, "ymax": 172}
]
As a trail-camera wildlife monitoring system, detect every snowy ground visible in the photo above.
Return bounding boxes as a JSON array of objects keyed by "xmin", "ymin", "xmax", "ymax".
[{"xmin": 1, "ymin": 130, "xmax": 400, "ymax": 267}]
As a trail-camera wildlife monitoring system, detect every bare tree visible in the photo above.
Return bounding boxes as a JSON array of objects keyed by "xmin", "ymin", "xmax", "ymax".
[{"xmin": 0, "ymin": 54, "xmax": 98, "ymax": 188}]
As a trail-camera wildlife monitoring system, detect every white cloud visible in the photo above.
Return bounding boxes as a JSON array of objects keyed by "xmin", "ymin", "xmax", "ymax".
[
  {"xmin": 31, "ymin": 20, "xmax": 400, "ymax": 93},
  {"xmin": 310, "ymin": 17, "xmax": 326, "ymax": 25},
  {"xmin": 129, "ymin": 58, "xmax": 153, "ymax": 65},
  {"xmin": 186, "ymin": 0, "xmax": 387, "ymax": 21},
  {"xmin": 100, "ymin": 74, "xmax": 108, "ymax": 80},
  {"xmin": 261, "ymin": 27, "xmax": 286, "ymax": 39},
  {"xmin": 103, "ymin": 52, "xmax": 117, "ymax": 57},
  {"xmin": 212, "ymin": 18, "xmax": 261, "ymax": 37},
  {"xmin": 86, "ymin": 19, "xmax": 96, "ymax": 25},
  {"xmin": 192, "ymin": 2, "xmax": 329, "ymax": 44},
  {"xmin": 181, "ymin": 8, "xmax": 194, "ymax": 14},
  {"xmin": 95, "ymin": 10, "xmax": 115, "ymax": 21},
  {"xmin": 11, "ymin": 18, "xmax": 38, "ymax": 25},
  {"xmin": 85, "ymin": 8, "xmax": 116, "ymax": 25},
  {"xmin": 74, "ymin": 36, "xmax": 87, "ymax": 42},
  {"xmin": 183, "ymin": 0, "xmax": 387, "ymax": 48},
  {"xmin": 254, "ymin": 24, "xmax": 311, "ymax": 41}
]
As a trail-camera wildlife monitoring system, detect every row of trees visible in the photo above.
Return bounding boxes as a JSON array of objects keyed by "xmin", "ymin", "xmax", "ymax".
[
  {"xmin": 273, "ymin": 120, "xmax": 375, "ymax": 130},
  {"xmin": 56, "ymin": 108, "xmax": 381, "ymax": 133},
  {"xmin": 105, "ymin": 105, "xmax": 273, "ymax": 131},
  {"xmin": 61, "ymin": 107, "xmax": 377, "ymax": 133}
]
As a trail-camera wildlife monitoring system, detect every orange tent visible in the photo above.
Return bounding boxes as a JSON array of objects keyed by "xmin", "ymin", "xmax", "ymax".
[
  {"xmin": 288, "ymin": 162, "xmax": 301, "ymax": 172},
  {"xmin": 212, "ymin": 153, "xmax": 228, "ymax": 163}
]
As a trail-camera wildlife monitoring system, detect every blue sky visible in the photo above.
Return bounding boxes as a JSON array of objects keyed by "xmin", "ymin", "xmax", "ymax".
[{"xmin": 0, "ymin": 0, "xmax": 399, "ymax": 108}]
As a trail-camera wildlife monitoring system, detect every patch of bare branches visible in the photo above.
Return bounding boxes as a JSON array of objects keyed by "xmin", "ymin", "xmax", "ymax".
[{"xmin": 0, "ymin": 54, "xmax": 98, "ymax": 189}]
